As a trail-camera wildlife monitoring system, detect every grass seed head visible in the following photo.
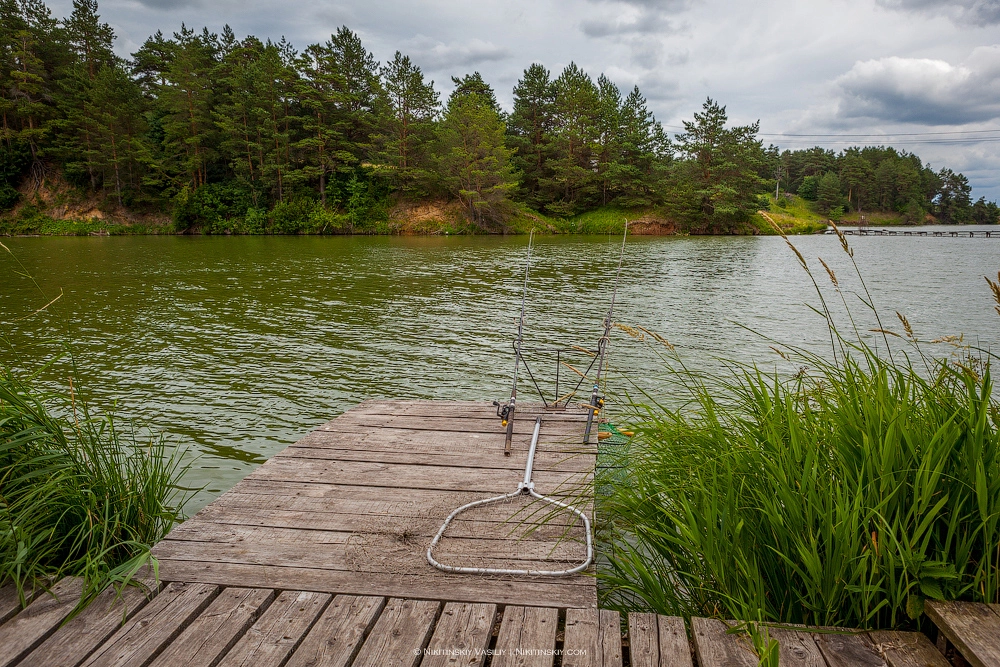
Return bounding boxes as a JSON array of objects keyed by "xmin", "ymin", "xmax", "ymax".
[
  {"xmin": 830, "ymin": 221, "xmax": 854, "ymax": 258},
  {"xmin": 819, "ymin": 258, "xmax": 839, "ymax": 288},
  {"xmin": 987, "ymin": 272, "xmax": 1000, "ymax": 318},
  {"xmin": 896, "ymin": 312, "xmax": 914, "ymax": 340}
]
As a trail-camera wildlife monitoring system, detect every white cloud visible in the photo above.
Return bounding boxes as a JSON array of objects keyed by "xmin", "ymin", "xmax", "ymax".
[{"xmin": 834, "ymin": 46, "xmax": 1000, "ymax": 124}]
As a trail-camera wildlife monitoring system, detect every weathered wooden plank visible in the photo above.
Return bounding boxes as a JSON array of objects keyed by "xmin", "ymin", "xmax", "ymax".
[
  {"xmin": 155, "ymin": 540, "xmax": 587, "ymax": 580},
  {"xmin": 153, "ymin": 559, "xmax": 597, "ymax": 609},
  {"xmin": 81, "ymin": 582, "xmax": 219, "ymax": 667},
  {"xmin": 657, "ymin": 615, "xmax": 693, "ymax": 667},
  {"xmin": 0, "ymin": 577, "xmax": 85, "ymax": 667},
  {"xmin": 626, "ymin": 613, "xmax": 658, "ymax": 667},
  {"xmin": 352, "ymin": 598, "xmax": 440, "ymax": 667},
  {"xmin": 160, "ymin": 523, "xmax": 587, "ymax": 561},
  {"xmin": 294, "ymin": 427, "xmax": 594, "ymax": 454},
  {"xmin": 597, "ymin": 610, "xmax": 624, "ymax": 667},
  {"xmin": 177, "ymin": 504, "xmax": 592, "ymax": 543},
  {"xmin": 280, "ymin": 445, "xmax": 594, "ymax": 473},
  {"xmin": 216, "ymin": 590, "xmax": 329, "ymax": 667},
  {"xmin": 328, "ymin": 409, "xmax": 589, "ymax": 427},
  {"xmin": 200, "ymin": 490, "xmax": 590, "ymax": 528},
  {"xmin": 345, "ymin": 401, "xmax": 590, "ymax": 421},
  {"xmin": 148, "ymin": 587, "xmax": 274, "ymax": 667},
  {"xmin": 318, "ymin": 415, "xmax": 586, "ymax": 437},
  {"xmin": 285, "ymin": 595, "xmax": 384, "ymax": 667},
  {"xmin": 27, "ymin": 580, "xmax": 160, "ymax": 667},
  {"xmin": 244, "ymin": 457, "xmax": 590, "ymax": 494},
  {"xmin": 925, "ymin": 600, "xmax": 1000, "ymax": 667},
  {"xmin": 767, "ymin": 627, "xmax": 826, "ymax": 667},
  {"xmin": 814, "ymin": 630, "xmax": 886, "ymax": 667},
  {"xmin": 421, "ymin": 602, "xmax": 496, "ymax": 667},
  {"xmin": 560, "ymin": 608, "xmax": 597, "ymax": 667},
  {"xmin": 202, "ymin": 478, "xmax": 587, "ymax": 505},
  {"xmin": 690, "ymin": 618, "xmax": 757, "ymax": 667},
  {"xmin": 0, "ymin": 585, "xmax": 24, "ymax": 626},
  {"xmin": 868, "ymin": 630, "xmax": 951, "ymax": 667},
  {"xmin": 562, "ymin": 608, "xmax": 622, "ymax": 667},
  {"xmin": 492, "ymin": 606, "xmax": 559, "ymax": 667}
]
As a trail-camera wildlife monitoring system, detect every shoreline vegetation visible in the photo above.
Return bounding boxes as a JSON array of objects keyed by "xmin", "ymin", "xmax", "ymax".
[
  {"xmin": 3, "ymin": 193, "xmax": 995, "ymax": 238},
  {"xmin": 1, "ymin": 2, "xmax": 998, "ymax": 238},
  {"xmin": 598, "ymin": 229, "xmax": 1000, "ymax": 631},
  {"xmin": 0, "ymin": 363, "xmax": 185, "ymax": 607}
]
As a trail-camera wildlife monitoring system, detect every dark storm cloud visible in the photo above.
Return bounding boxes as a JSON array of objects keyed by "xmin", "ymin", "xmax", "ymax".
[
  {"xmin": 835, "ymin": 47, "xmax": 1000, "ymax": 124},
  {"xmin": 580, "ymin": 13, "xmax": 680, "ymax": 36},
  {"xmin": 132, "ymin": 0, "xmax": 201, "ymax": 9},
  {"xmin": 402, "ymin": 37, "xmax": 512, "ymax": 71},
  {"xmin": 580, "ymin": 0, "xmax": 691, "ymax": 36},
  {"xmin": 877, "ymin": 0, "xmax": 1000, "ymax": 25}
]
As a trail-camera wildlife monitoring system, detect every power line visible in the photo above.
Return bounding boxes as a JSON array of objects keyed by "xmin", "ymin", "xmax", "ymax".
[
  {"xmin": 766, "ymin": 137, "xmax": 1000, "ymax": 146},
  {"xmin": 758, "ymin": 128, "xmax": 1000, "ymax": 138}
]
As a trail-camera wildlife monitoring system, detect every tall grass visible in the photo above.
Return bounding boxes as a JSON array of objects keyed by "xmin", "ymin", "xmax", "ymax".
[
  {"xmin": 0, "ymin": 364, "xmax": 185, "ymax": 606},
  {"xmin": 599, "ymin": 231, "xmax": 1000, "ymax": 630}
]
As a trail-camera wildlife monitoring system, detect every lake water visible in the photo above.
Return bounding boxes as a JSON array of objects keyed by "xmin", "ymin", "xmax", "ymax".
[{"xmin": 2, "ymin": 227, "xmax": 998, "ymax": 512}]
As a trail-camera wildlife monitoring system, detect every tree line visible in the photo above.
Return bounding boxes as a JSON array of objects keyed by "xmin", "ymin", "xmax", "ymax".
[
  {"xmin": 0, "ymin": 0, "xmax": 995, "ymax": 233},
  {"xmin": 777, "ymin": 145, "xmax": 999, "ymax": 225}
]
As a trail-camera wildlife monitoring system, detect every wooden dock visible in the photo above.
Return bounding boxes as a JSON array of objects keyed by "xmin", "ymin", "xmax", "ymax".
[
  {"xmin": 0, "ymin": 400, "xmax": 997, "ymax": 666},
  {"xmin": 836, "ymin": 228, "xmax": 997, "ymax": 237}
]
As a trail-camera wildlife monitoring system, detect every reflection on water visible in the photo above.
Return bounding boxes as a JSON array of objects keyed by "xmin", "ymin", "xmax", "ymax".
[{"xmin": 2, "ymin": 230, "xmax": 998, "ymax": 511}]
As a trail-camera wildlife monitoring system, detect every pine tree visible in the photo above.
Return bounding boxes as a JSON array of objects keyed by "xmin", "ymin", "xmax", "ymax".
[
  {"xmin": 327, "ymin": 27, "xmax": 381, "ymax": 163},
  {"xmin": 672, "ymin": 98, "xmax": 767, "ymax": 231},
  {"xmin": 380, "ymin": 51, "xmax": 439, "ymax": 192},
  {"xmin": 613, "ymin": 85, "xmax": 671, "ymax": 207},
  {"xmin": 160, "ymin": 24, "xmax": 218, "ymax": 189},
  {"xmin": 8, "ymin": 0, "xmax": 60, "ymax": 178},
  {"xmin": 540, "ymin": 62, "xmax": 600, "ymax": 216},
  {"xmin": 214, "ymin": 36, "xmax": 268, "ymax": 200},
  {"xmin": 132, "ymin": 30, "xmax": 175, "ymax": 96},
  {"xmin": 449, "ymin": 72, "xmax": 500, "ymax": 114},
  {"xmin": 594, "ymin": 74, "xmax": 621, "ymax": 205},
  {"xmin": 507, "ymin": 64, "xmax": 554, "ymax": 209},
  {"xmin": 293, "ymin": 42, "xmax": 353, "ymax": 204},
  {"xmin": 84, "ymin": 64, "xmax": 148, "ymax": 205},
  {"xmin": 63, "ymin": 0, "xmax": 112, "ymax": 78},
  {"xmin": 436, "ymin": 89, "xmax": 516, "ymax": 228},
  {"xmin": 255, "ymin": 39, "xmax": 298, "ymax": 202}
]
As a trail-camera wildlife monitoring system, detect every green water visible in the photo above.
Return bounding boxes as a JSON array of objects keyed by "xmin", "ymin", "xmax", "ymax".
[{"xmin": 2, "ymin": 230, "xmax": 998, "ymax": 511}]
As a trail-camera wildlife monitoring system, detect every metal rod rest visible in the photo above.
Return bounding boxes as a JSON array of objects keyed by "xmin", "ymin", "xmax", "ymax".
[{"xmin": 427, "ymin": 416, "xmax": 593, "ymax": 577}]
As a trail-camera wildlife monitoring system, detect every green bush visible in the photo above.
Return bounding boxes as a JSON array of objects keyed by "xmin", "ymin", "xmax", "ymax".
[
  {"xmin": 269, "ymin": 198, "xmax": 314, "ymax": 234},
  {"xmin": 600, "ymin": 234, "xmax": 1000, "ymax": 630},
  {"xmin": 172, "ymin": 182, "xmax": 257, "ymax": 233}
]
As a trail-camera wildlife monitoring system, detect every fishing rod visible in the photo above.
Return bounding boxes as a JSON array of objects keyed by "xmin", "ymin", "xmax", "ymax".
[
  {"xmin": 583, "ymin": 221, "xmax": 628, "ymax": 444},
  {"xmin": 493, "ymin": 229, "xmax": 534, "ymax": 456}
]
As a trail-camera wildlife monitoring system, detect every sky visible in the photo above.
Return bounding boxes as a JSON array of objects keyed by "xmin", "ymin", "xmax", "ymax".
[{"xmin": 47, "ymin": 0, "xmax": 1000, "ymax": 201}]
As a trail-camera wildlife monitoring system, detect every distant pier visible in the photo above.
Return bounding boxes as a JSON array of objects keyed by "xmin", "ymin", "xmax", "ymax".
[{"xmin": 833, "ymin": 228, "xmax": 996, "ymax": 237}]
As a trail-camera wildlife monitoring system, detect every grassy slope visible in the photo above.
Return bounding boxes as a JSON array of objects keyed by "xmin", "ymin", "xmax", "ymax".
[{"xmin": 753, "ymin": 194, "xmax": 829, "ymax": 235}]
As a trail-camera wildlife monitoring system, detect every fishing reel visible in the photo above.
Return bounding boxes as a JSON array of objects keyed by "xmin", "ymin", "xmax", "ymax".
[
  {"xmin": 492, "ymin": 400, "xmax": 512, "ymax": 426},
  {"xmin": 583, "ymin": 395, "xmax": 605, "ymax": 417}
]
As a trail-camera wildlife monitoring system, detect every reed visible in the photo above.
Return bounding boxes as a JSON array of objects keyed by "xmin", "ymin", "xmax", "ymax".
[
  {"xmin": 598, "ymin": 232, "xmax": 1000, "ymax": 630},
  {"xmin": 0, "ymin": 365, "xmax": 185, "ymax": 606}
]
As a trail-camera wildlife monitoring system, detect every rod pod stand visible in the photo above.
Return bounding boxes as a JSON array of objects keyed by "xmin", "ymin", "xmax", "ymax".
[{"xmin": 427, "ymin": 416, "xmax": 594, "ymax": 577}]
